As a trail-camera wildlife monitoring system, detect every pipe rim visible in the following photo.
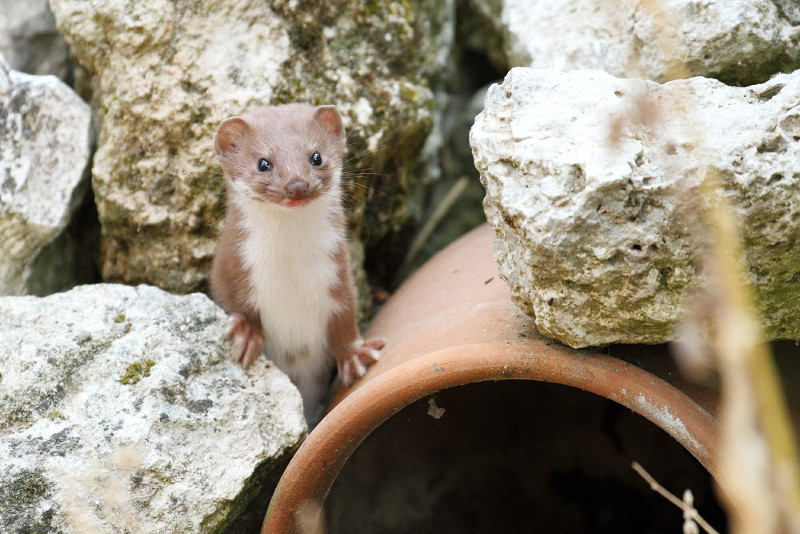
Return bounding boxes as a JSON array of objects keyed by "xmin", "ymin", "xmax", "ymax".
[{"xmin": 262, "ymin": 341, "xmax": 718, "ymax": 533}]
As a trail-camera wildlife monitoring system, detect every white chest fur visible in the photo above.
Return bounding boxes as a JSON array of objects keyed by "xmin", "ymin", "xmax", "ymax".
[{"xmin": 236, "ymin": 194, "xmax": 343, "ymax": 383}]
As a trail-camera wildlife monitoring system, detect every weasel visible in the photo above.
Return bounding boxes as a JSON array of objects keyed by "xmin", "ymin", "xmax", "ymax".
[{"xmin": 209, "ymin": 104, "xmax": 384, "ymax": 425}]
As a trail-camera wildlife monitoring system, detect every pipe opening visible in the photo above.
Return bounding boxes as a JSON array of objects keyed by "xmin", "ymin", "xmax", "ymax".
[{"xmin": 326, "ymin": 380, "xmax": 726, "ymax": 533}]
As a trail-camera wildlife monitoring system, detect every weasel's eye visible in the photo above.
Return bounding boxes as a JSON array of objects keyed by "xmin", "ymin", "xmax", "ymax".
[
  {"xmin": 310, "ymin": 152, "xmax": 323, "ymax": 166},
  {"xmin": 257, "ymin": 158, "xmax": 272, "ymax": 172}
]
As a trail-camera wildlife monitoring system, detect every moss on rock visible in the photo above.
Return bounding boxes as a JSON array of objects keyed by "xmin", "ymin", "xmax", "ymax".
[{"xmin": 119, "ymin": 359, "xmax": 156, "ymax": 385}]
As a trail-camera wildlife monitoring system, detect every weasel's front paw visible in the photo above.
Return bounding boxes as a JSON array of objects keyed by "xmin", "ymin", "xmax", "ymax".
[
  {"xmin": 337, "ymin": 337, "xmax": 385, "ymax": 387},
  {"xmin": 225, "ymin": 313, "xmax": 265, "ymax": 369}
]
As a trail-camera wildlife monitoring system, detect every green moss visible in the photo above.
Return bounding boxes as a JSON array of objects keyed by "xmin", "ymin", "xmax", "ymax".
[
  {"xmin": 44, "ymin": 411, "xmax": 66, "ymax": 421},
  {"xmin": 0, "ymin": 405, "xmax": 34, "ymax": 431},
  {"xmin": 4, "ymin": 468, "xmax": 50, "ymax": 504},
  {"xmin": 133, "ymin": 466, "xmax": 175, "ymax": 489},
  {"xmin": 363, "ymin": 0, "xmax": 383, "ymax": 16},
  {"xmin": 113, "ymin": 313, "xmax": 126, "ymax": 323},
  {"xmin": 120, "ymin": 359, "xmax": 156, "ymax": 385},
  {"xmin": 399, "ymin": 85, "xmax": 421, "ymax": 102},
  {"xmin": 692, "ymin": 21, "xmax": 800, "ymax": 86},
  {"xmin": 0, "ymin": 468, "xmax": 55, "ymax": 534}
]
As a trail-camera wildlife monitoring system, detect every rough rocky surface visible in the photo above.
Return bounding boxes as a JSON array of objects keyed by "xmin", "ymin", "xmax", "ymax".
[
  {"xmin": 0, "ymin": 0, "xmax": 72, "ymax": 81},
  {"xmin": 465, "ymin": 0, "xmax": 800, "ymax": 84},
  {"xmin": 0, "ymin": 284, "xmax": 306, "ymax": 533},
  {"xmin": 471, "ymin": 67, "xmax": 800, "ymax": 347},
  {"xmin": 48, "ymin": 0, "xmax": 454, "ymax": 293},
  {"xmin": 0, "ymin": 55, "xmax": 92, "ymax": 296}
]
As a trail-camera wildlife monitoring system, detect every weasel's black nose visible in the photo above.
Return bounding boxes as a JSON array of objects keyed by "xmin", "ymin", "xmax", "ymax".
[{"xmin": 285, "ymin": 179, "xmax": 310, "ymax": 199}]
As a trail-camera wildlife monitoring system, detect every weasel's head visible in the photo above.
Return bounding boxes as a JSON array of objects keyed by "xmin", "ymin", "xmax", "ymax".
[{"xmin": 214, "ymin": 104, "xmax": 346, "ymax": 209}]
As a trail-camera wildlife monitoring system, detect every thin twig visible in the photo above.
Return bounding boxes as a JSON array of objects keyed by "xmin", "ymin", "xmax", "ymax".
[
  {"xmin": 396, "ymin": 176, "xmax": 470, "ymax": 282},
  {"xmin": 632, "ymin": 461, "xmax": 720, "ymax": 534}
]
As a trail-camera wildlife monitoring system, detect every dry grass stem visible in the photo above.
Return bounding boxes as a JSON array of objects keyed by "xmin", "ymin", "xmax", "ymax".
[
  {"xmin": 397, "ymin": 175, "xmax": 469, "ymax": 281},
  {"xmin": 599, "ymin": 1, "xmax": 800, "ymax": 532},
  {"xmin": 632, "ymin": 461, "xmax": 720, "ymax": 534},
  {"xmin": 683, "ymin": 490, "xmax": 700, "ymax": 534},
  {"xmin": 296, "ymin": 500, "xmax": 326, "ymax": 534},
  {"xmin": 701, "ymin": 172, "xmax": 800, "ymax": 533}
]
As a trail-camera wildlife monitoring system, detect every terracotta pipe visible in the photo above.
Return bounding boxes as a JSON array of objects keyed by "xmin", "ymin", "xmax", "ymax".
[{"xmin": 262, "ymin": 224, "xmax": 718, "ymax": 533}]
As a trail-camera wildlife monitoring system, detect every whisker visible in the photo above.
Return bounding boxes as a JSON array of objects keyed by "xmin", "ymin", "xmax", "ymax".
[
  {"xmin": 341, "ymin": 181, "xmax": 388, "ymax": 200},
  {"xmin": 343, "ymin": 143, "xmax": 388, "ymax": 165},
  {"xmin": 341, "ymin": 193, "xmax": 368, "ymax": 214},
  {"xmin": 341, "ymin": 171, "xmax": 388, "ymax": 179}
]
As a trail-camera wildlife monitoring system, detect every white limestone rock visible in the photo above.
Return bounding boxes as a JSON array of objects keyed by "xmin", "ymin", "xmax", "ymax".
[
  {"xmin": 0, "ymin": 0, "xmax": 71, "ymax": 81},
  {"xmin": 470, "ymin": 67, "xmax": 800, "ymax": 347},
  {"xmin": 0, "ymin": 56, "xmax": 91, "ymax": 296},
  {"xmin": 48, "ymin": 0, "xmax": 454, "ymax": 292},
  {"xmin": 0, "ymin": 284, "xmax": 306, "ymax": 533},
  {"xmin": 468, "ymin": 0, "xmax": 800, "ymax": 84}
]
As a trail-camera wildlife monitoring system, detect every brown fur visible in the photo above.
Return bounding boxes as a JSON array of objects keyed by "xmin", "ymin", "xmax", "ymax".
[
  {"xmin": 209, "ymin": 203, "xmax": 260, "ymax": 328},
  {"xmin": 327, "ymin": 241, "xmax": 361, "ymax": 368}
]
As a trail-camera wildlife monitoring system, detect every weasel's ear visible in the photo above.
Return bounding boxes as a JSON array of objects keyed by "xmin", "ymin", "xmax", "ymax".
[
  {"xmin": 215, "ymin": 116, "xmax": 251, "ymax": 158},
  {"xmin": 314, "ymin": 105, "xmax": 344, "ymax": 138}
]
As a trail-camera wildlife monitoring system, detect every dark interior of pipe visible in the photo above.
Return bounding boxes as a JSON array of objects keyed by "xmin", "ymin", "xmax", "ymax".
[{"xmin": 326, "ymin": 380, "xmax": 727, "ymax": 534}]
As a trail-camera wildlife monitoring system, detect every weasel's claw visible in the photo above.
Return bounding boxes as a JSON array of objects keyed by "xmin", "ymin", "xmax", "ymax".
[
  {"xmin": 363, "ymin": 337, "xmax": 386, "ymax": 351},
  {"xmin": 226, "ymin": 314, "xmax": 264, "ymax": 369},
  {"xmin": 241, "ymin": 334, "xmax": 263, "ymax": 368},
  {"xmin": 338, "ymin": 337, "xmax": 383, "ymax": 387}
]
